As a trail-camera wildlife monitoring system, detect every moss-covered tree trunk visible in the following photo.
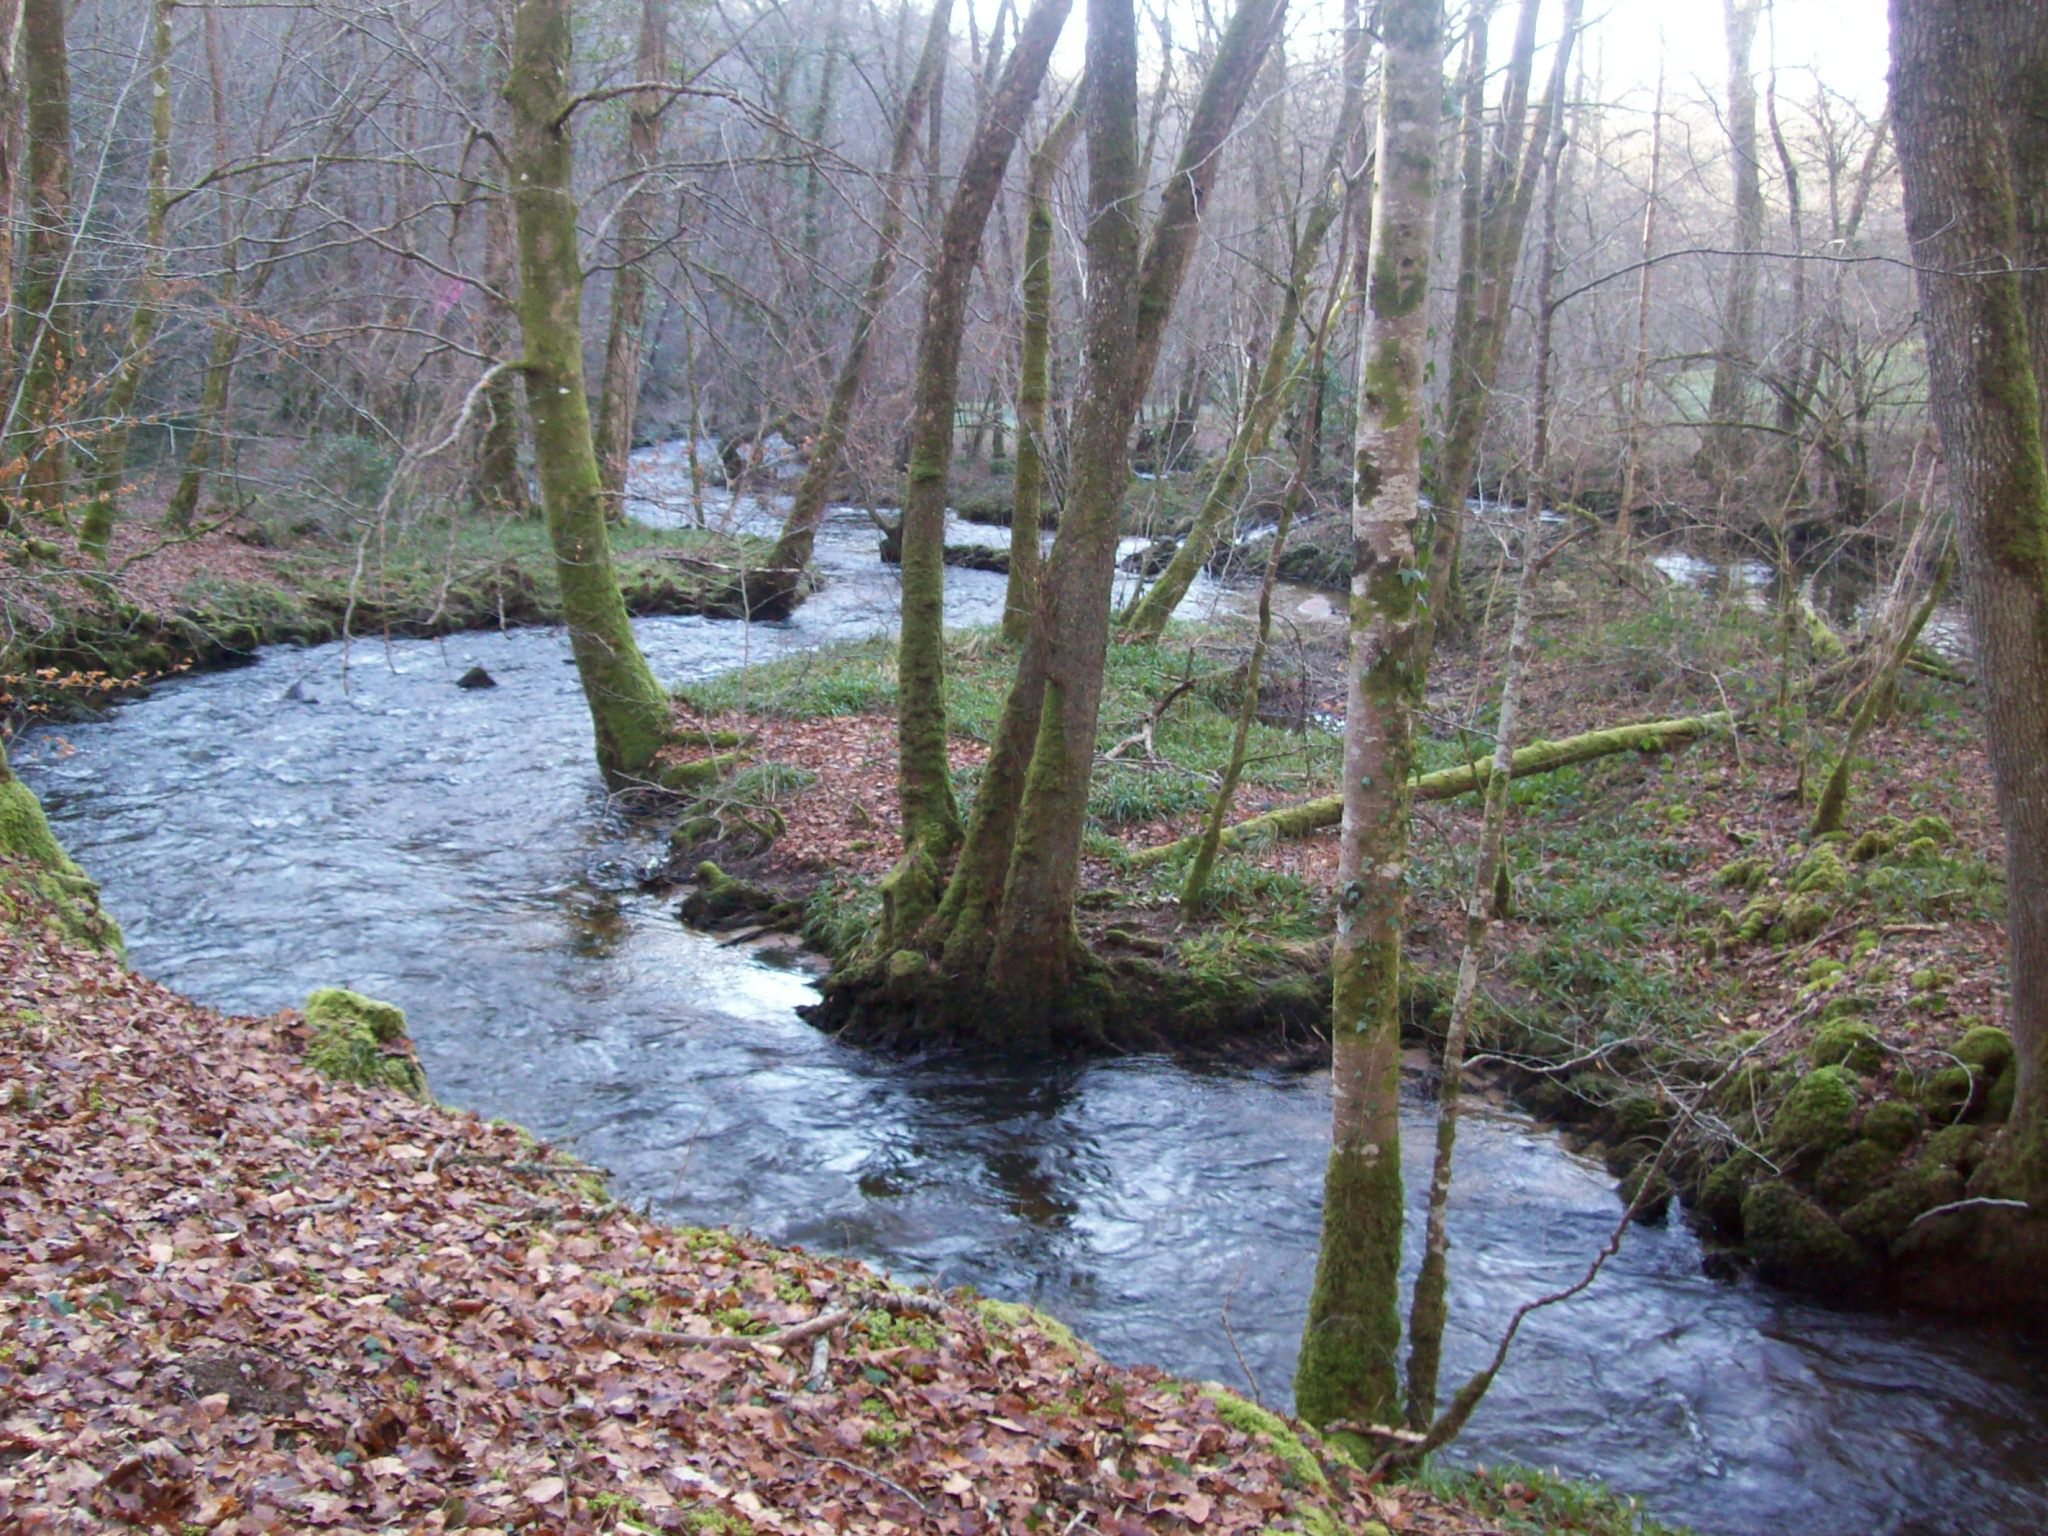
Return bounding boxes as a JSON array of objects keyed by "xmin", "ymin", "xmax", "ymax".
[
  {"xmin": 593, "ymin": 0, "xmax": 668, "ymax": 512},
  {"xmin": 476, "ymin": 174, "xmax": 531, "ymax": 515},
  {"xmin": 1119, "ymin": 76, "xmax": 1364, "ymax": 644},
  {"xmin": 767, "ymin": 0, "xmax": 953, "ymax": 573},
  {"xmin": 968, "ymin": 0, "xmax": 1286, "ymax": 1031},
  {"xmin": 505, "ymin": 0, "xmax": 675, "ymax": 787},
  {"xmin": 9, "ymin": 0, "xmax": 73, "ymax": 525},
  {"xmin": 77, "ymin": 0, "xmax": 174, "ymax": 560},
  {"xmin": 1405, "ymin": 14, "xmax": 1575, "ymax": 1422},
  {"xmin": 1891, "ymin": 0, "xmax": 2048, "ymax": 1188},
  {"xmin": 1002, "ymin": 100, "xmax": 1080, "ymax": 643},
  {"xmin": 1294, "ymin": 0, "xmax": 1441, "ymax": 1435},
  {"xmin": 884, "ymin": 0, "xmax": 1073, "ymax": 940}
]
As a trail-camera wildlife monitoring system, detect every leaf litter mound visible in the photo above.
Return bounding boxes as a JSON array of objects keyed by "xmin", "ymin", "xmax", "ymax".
[{"xmin": 0, "ymin": 921, "xmax": 1483, "ymax": 1534}]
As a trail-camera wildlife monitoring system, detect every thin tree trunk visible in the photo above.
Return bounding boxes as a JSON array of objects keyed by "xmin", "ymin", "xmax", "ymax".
[
  {"xmin": 77, "ymin": 0, "xmax": 173, "ymax": 560},
  {"xmin": 1404, "ymin": 12, "xmax": 1576, "ymax": 1423},
  {"xmin": 164, "ymin": 5, "xmax": 239, "ymax": 531},
  {"xmin": 9, "ymin": 0, "xmax": 71, "ymax": 524},
  {"xmin": 883, "ymin": 0, "xmax": 1073, "ymax": 940},
  {"xmin": 1890, "ymin": 0, "xmax": 2048, "ymax": 1187},
  {"xmin": 0, "ymin": 0, "xmax": 27, "ymax": 410},
  {"xmin": 1614, "ymin": 55, "xmax": 1662, "ymax": 563},
  {"xmin": 1294, "ymin": 0, "xmax": 1442, "ymax": 1435},
  {"xmin": 594, "ymin": 0, "xmax": 669, "ymax": 511},
  {"xmin": 1701, "ymin": 0, "xmax": 1764, "ymax": 490},
  {"xmin": 475, "ymin": 173, "xmax": 530, "ymax": 514},
  {"xmin": 505, "ymin": 0, "xmax": 674, "ymax": 787},
  {"xmin": 1003, "ymin": 98, "xmax": 1081, "ymax": 642},
  {"xmin": 768, "ymin": 0, "xmax": 954, "ymax": 572}
]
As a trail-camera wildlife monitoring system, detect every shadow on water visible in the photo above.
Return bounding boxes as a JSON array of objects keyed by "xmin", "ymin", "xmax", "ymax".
[{"xmin": 12, "ymin": 455, "xmax": 2048, "ymax": 1535}]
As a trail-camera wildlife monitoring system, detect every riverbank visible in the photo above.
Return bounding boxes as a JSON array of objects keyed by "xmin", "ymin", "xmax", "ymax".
[
  {"xmin": 0, "ymin": 512, "xmax": 782, "ymax": 722},
  {"xmin": 648, "ymin": 548, "xmax": 2044, "ymax": 1313},
  {"xmin": 0, "ymin": 766, "xmax": 1689, "ymax": 1535}
]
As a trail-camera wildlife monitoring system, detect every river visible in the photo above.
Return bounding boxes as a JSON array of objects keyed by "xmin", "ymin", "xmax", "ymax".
[{"xmin": 14, "ymin": 464, "xmax": 2048, "ymax": 1535}]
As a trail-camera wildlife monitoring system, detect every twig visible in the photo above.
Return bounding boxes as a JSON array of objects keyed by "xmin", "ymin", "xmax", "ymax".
[
  {"xmin": 797, "ymin": 1452, "xmax": 932, "ymax": 1516},
  {"xmin": 1907, "ymin": 1197, "xmax": 2030, "ymax": 1229}
]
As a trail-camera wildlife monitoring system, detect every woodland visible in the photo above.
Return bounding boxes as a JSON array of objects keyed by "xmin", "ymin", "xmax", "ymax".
[{"xmin": 2, "ymin": 0, "xmax": 2047, "ymax": 1532}]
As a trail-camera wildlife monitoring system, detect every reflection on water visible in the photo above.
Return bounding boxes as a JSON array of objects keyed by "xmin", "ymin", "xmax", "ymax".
[{"xmin": 13, "ymin": 464, "xmax": 2048, "ymax": 1535}]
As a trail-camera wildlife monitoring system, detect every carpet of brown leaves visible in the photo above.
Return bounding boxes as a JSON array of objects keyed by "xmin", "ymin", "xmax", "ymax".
[{"xmin": 0, "ymin": 913, "xmax": 1503, "ymax": 1535}]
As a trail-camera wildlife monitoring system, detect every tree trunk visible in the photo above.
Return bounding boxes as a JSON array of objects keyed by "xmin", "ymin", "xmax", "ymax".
[
  {"xmin": 1614, "ymin": 55, "xmax": 1662, "ymax": 563},
  {"xmin": 967, "ymin": 0, "xmax": 1287, "ymax": 1033},
  {"xmin": 884, "ymin": 0, "xmax": 1073, "ymax": 940},
  {"xmin": 1890, "ymin": 0, "xmax": 2048, "ymax": 1187},
  {"xmin": 475, "ymin": 171, "xmax": 531, "ymax": 515},
  {"xmin": 77, "ymin": 0, "xmax": 174, "ymax": 560},
  {"xmin": 1294, "ymin": 0, "xmax": 1441, "ymax": 1435},
  {"xmin": 163, "ymin": 5, "xmax": 239, "ymax": 531},
  {"xmin": 1701, "ymin": 0, "xmax": 1764, "ymax": 491},
  {"xmin": 593, "ymin": 0, "xmax": 669, "ymax": 511},
  {"xmin": 9, "ymin": 0, "xmax": 72, "ymax": 525},
  {"xmin": 1003, "ymin": 99, "xmax": 1081, "ymax": 643},
  {"xmin": 768, "ymin": 0, "xmax": 954, "ymax": 572},
  {"xmin": 505, "ymin": 0, "xmax": 675, "ymax": 787}
]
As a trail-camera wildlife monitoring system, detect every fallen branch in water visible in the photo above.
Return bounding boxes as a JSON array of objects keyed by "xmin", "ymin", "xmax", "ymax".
[{"xmin": 1125, "ymin": 711, "xmax": 1734, "ymax": 867}]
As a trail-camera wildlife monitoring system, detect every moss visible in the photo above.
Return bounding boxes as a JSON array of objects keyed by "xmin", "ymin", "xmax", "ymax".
[
  {"xmin": 1904, "ymin": 814, "xmax": 1955, "ymax": 846},
  {"xmin": 1808, "ymin": 1019, "xmax": 1886, "ymax": 1074},
  {"xmin": 1698, "ymin": 1156, "xmax": 1755, "ymax": 1233},
  {"xmin": 1850, "ymin": 928, "xmax": 1881, "ymax": 960},
  {"xmin": 1769, "ymin": 892, "xmax": 1833, "ymax": 944},
  {"xmin": 1771, "ymin": 1066, "xmax": 1861, "ymax": 1159},
  {"xmin": 1609, "ymin": 1093, "xmax": 1671, "ymax": 1145},
  {"xmin": 1840, "ymin": 1164, "xmax": 1965, "ymax": 1248},
  {"xmin": 1895, "ymin": 836, "xmax": 1945, "ymax": 865},
  {"xmin": 1918, "ymin": 1066, "xmax": 1979, "ymax": 1122},
  {"xmin": 1986, "ymin": 1063, "xmax": 2018, "ymax": 1124},
  {"xmin": 1712, "ymin": 856, "xmax": 1768, "ymax": 891},
  {"xmin": 0, "ymin": 770, "xmax": 124, "ymax": 956},
  {"xmin": 1814, "ymin": 1139, "xmax": 1895, "ymax": 1208},
  {"xmin": 1725, "ymin": 893, "xmax": 1780, "ymax": 943},
  {"xmin": 1848, "ymin": 828, "xmax": 1895, "ymax": 862},
  {"xmin": 1804, "ymin": 958, "xmax": 1846, "ymax": 986},
  {"xmin": 1741, "ymin": 1180, "xmax": 1871, "ymax": 1288},
  {"xmin": 1201, "ymin": 1387, "xmax": 1330, "ymax": 1493},
  {"xmin": 1791, "ymin": 843, "xmax": 1849, "ymax": 895},
  {"xmin": 1920, "ymin": 1123, "xmax": 1984, "ymax": 1174},
  {"xmin": 1860, "ymin": 1100, "xmax": 1925, "ymax": 1154},
  {"xmin": 1910, "ymin": 965, "xmax": 1956, "ymax": 994},
  {"xmin": 1619, "ymin": 1162, "xmax": 1674, "ymax": 1223},
  {"xmin": 974, "ymin": 1298, "xmax": 1085, "ymax": 1359},
  {"xmin": 302, "ymin": 988, "xmax": 426, "ymax": 1099},
  {"xmin": 1953, "ymin": 1024, "xmax": 2015, "ymax": 1077}
]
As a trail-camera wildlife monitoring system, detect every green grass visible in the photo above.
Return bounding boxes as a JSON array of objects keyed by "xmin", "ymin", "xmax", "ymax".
[{"xmin": 1411, "ymin": 1461, "xmax": 1697, "ymax": 1535}]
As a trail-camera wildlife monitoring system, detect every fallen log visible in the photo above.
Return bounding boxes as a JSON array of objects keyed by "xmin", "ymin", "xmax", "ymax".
[{"xmin": 1124, "ymin": 711, "xmax": 1734, "ymax": 868}]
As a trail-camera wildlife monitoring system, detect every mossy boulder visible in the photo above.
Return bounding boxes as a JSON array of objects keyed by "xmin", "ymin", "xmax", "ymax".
[
  {"xmin": 1698, "ymin": 1155, "xmax": 1758, "ymax": 1233},
  {"xmin": 1608, "ymin": 1092, "xmax": 1672, "ymax": 1146},
  {"xmin": 1771, "ymin": 1066, "xmax": 1862, "ymax": 1159},
  {"xmin": 1791, "ymin": 843, "xmax": 1850, "ymax": 896},
  {"xmin": 1713, "ymin": 856, "xmax": 1769, "ymax": 891},
  {"xmin": 1920, "ymin": 1122, "xmax": 1984, "ymax": 1175},
  {"xmin": 1904, "ymin": 814, "xmax": 1954, "ymax": 846},
  {"xmin": 1918, "ymin": 1066, "xmax": 1979, "ymax": 1122},
  {"xmin": 1895, "ymin": 836, "xmax": 1945, "ymax": 866},
  {"xmin": 1859, "ymin": 1099, "xmax": 1924, "ymax": 1154},
  {"xmin": 1848, "ymin": 828, "xmax": 1895, "ymax": 862},
  {"xmin": 1804, "ymin": 957, "xmax": 1846, "ymax": 986},
  {"xmin": 1809, "ymin": 1018, "xmax": 1886, "ymax": 1074},
  {"xmin": 1770, "ymin": 892, "xmax": 1833, "ymax": 944},
  {"xmin": 0, "ymin": 764, "xmax": 124, "ymax": 956},
  {"xmin": 1952, "ymin": 1025, "xmax": 2014, "ymax": 1078},
  {"xmin": 302, "ymin": 988, "xmax": 426, "ymax": 1099},
  {"xmin": 1814, "ymin": 1139, "xmax": 1896, "ymax": 1208},
  {"xmin": 1840, "ymin": 1164, "xmax": 1965, "ymax": 1249},
  {"xmin": 1741, "ymin": 1181, "xmax": 1871, "ymax": 1290},
  {"xmin": 1619, "ymin": 1162, "xmax": 1674, "ymax": 1224},
  {"xmin": 1725, "ymin": 894, "xmax": 1780, "ymax": 943},
  {"xmin": 1986, "ymin": 1064, "xmax": 2018, "ymax": 1124}
]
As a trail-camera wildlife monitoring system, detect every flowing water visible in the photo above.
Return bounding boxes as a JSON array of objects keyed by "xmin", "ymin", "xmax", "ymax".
[{"xmin": 14, "ymin": 468, "xmax": 2048, "ymax": 1535}]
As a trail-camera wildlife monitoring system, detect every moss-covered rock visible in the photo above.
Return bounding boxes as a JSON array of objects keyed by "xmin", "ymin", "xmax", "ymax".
[
  {"xmin": 1609, "ymin": 1092, "xmax": 1672, "ymax": 1146},
  {"xmin": 1918, "ymin": 1065, "xmax": 1979, "ymax": 1122},
  {"xmin": 1771, "ymin": 1066, "xmax": 1862, "ymax": 1159},
  {"xmin": 302, "ymin": 987, "xmax": 426, "ymax": 1099},
  {"xmin": 1725, "ymin": 894, "xmax": 1780, "ymax": 943},
  {"xmin": 1804, "ymin": 957, "xmax": 1847, "ymax": 986},
  {"xmin": 1619, "ymin": 1161, "xmax": 1674, "ymax": 1223},
  {"xmin": 1770, "ymin": 892, "xmax": 1834, "ymax": 944},
  {"xmin": 1895, "ymin": 836, "xmax": 1945, "ymax": 865},
  {"xmin": 1815, "ymin": 1139, "xmax": 1896, "ymax": 1208},
  {"xmin": 1809, "ymin": 1018, "xmax": 1886, "ymax": 1074},
  {"xmin": 1986, "ymin": 1064, "xmax": 2018, "ymax": 1124},
  {"xmin": 1953, "ymin": 1025, "xmax": 2014, "ymax": 1078},
  {"xmin": 1904, "ymin": 814, "xmax": 1954, "ymax": 846},
  {"xmin": 1741, "ymin": 1180, "xmax": 1871, "ymax": 1289},
  {"xmin": 1698, "ymin": 1155, "xmax": 1757, "ymax": 1233},
  {"xmin": 1840, "ymin": 1164, "xmax": 1965, "ymax": 1249},
  {"xmin": 0, "ymin": 758, "xmax": 124, "ymax": 956},
  {"xmin": 1713, "ymin": 856, "xmax": 1769, "ymax": 891},
  {"xmin": 1859, "ymin": 1099, "xmax": 1925, "ymax": 1154},
  {"xmin": 1848, "ymin": 828, "xmax": 1895, "ymax": 862},
  {"xmin": 1920, "ymin": 1122, "xmax": 1984, "ymax": 1175},
  {"xmin": 1792, "ymin": 843, "xmax": 1850, "ymax": 895}
]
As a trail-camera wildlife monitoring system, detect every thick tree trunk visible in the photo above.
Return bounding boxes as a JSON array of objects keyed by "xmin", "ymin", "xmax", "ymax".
[
  {"xmin": 965, "ymin": 0, "xmax": 1286, "ymax": 1032},
  {"xmin": 1294, "ymin": 0, "xmax": 1441, "ymax": 1435},
  {"xmin": 593, "ymin": 0, "xmax": 669, "ymax": 511},
  {"xmin": 884, "ymin": 0, "xmax": 1073, "ymax": 940},
  {"xmin": 1891, "ymin": 0, "xmax": 2048, "ymax": 1176},
  {"xmin": 77, "ymin": 0, "xmax": 174, "ymax": 560},
  {"xmin": 768, "ymin": 0, "xmax": 954, "ymax": 572},
  {"xmin": 1120, "ymin": 77, "xmax": 1364, "ymax": 643},
  {"xmin": 1701, "ymin": 0, "xmax": 1764, "ymax": 490},
  {"xmin": 9, "ymin": 0, "xmax": 72, "ymax": 525},
  {"xmin": 1002, "ymin": 100, "xmax": 1080, "ymax": 643},
  {"xmin": 505, "ymin": 0, "xmax": 675, "ymax": 787}
]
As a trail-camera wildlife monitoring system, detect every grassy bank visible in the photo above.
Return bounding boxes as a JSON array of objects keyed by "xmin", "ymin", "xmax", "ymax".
[
  {"xmin": 652, "ymin": 545, "xmax": 2026, "ymax": 1310},
  {"xmin": 0, "ymin": 513, "xmax": 779, "ymax": 721},
  {"xmin": 0, "ymin": 762, "xmax": 1691, "ymax": 1535}
]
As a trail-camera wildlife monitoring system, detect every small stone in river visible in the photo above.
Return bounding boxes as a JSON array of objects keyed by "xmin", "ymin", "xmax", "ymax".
[{"xmin": 456, "ymin": 665, "xmax": 497, "ymax": 690}]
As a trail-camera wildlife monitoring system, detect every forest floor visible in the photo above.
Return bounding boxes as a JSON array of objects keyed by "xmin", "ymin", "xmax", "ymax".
[
  {"xmin": 0, "ymin": 845, "xmax": 1688, "ymax": 1535},
  {"xmin": 656, "ymin": 543, "xmax": 2016, "ymax": 1303}
]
